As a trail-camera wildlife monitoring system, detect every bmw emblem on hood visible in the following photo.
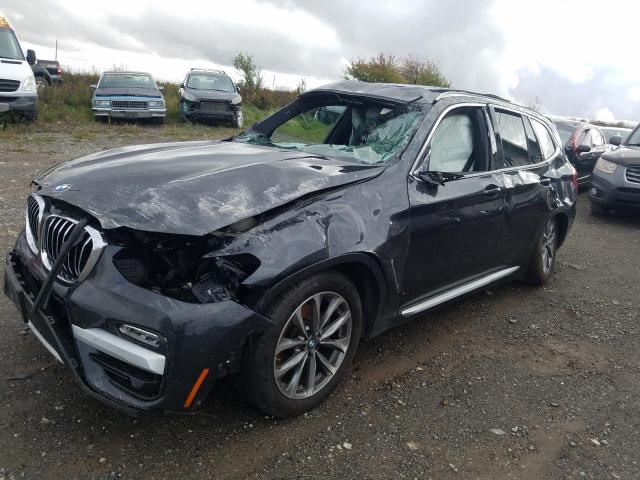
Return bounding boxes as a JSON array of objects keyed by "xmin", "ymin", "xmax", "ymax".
[{"xmin": 53, "ymin": 184, "xmax": 71, "ymax": 192}]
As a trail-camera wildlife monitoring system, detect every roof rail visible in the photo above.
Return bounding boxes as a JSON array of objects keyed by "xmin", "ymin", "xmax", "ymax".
[
  {"xmin": 190, "ymin": 68, "xmax": 226, "ymax": 75},
  {"xmin": 435, "ymin": 90, "xmax": 512, "ymax": 103}
]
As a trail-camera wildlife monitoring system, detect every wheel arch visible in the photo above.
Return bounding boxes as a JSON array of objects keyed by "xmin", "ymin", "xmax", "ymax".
[
  {"xmin": 554, "ymin": 211, "xmax": 570, "ymax": 247},
  {"xmin": 254, "ymin": 252, "xmax": 387, "ymax": 338}
]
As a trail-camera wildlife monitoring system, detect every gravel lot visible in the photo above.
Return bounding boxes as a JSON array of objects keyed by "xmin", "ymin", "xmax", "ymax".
[{"xmin": 1, "ymin": 126, "xmax": 639, "ymax": 480}]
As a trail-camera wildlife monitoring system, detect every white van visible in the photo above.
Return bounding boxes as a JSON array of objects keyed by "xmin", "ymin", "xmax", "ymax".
[{"xmin": 0, "ymin": 16, "xmax": 37, "ymax": 121}]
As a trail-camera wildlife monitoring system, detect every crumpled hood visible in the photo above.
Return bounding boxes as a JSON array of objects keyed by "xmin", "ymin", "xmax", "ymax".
[
  {"xmin": 94, "ymin": 87, "xmax": 163, "ymax": 98},
  {"xmin": 601, "ymin": 146, "xmax": 640, "ymax": 167},
  {"xmin": 35, "ymin": 141, "xmax": 383, "ymax": 235}
]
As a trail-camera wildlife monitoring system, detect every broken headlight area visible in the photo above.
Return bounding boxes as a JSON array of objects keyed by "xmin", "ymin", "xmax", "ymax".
[{"xmin": 111, "ymin": 230, "xmax": 260, "ymax": 304}]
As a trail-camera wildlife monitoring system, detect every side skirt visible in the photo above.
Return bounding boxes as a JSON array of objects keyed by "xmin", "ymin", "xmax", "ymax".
[{"xmin": 400, "ymin": 266, "xmax": 520, "ymax": 317}]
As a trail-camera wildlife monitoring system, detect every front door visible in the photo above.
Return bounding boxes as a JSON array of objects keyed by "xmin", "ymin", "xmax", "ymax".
[{"xmin": 403, "ymin": 105, "xmax": 507, "ymax": 303}]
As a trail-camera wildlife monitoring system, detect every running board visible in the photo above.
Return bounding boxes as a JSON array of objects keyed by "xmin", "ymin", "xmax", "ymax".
[{"xmin": 401, "ymin": 266, "xmax": 520, "ymax": 317}]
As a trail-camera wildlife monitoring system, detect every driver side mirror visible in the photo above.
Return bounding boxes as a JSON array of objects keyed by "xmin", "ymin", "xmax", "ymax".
[
  {"xmin": 609, "ymin": 135, "xmax": 622, "ymax": 146},
  {"xmin": 89, "ymin": 84, "xmax": 97, "ymax": 89},
  {"xmin": 577, "ymin": 144, "xmax": 591, "ymax": 153},
  {"xmin": 157, "ymin": 86, "xmax": 165, "ymax": 91},
  {"xmin": 26, "ymin": 49, "xmax": 36, "ymax": 65}
]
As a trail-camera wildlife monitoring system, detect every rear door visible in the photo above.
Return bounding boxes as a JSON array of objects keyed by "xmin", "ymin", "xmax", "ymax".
[
  {"xmin": 489, "ymin": 107, "xmax": 556, "ymax": 266},
  {"xmin": 403, "ymin": 104, "xmax": 508, "ymax": 302}
]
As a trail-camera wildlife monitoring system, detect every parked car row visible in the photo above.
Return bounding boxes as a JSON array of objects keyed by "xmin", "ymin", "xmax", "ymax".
[
  {"xmin": 89, "ymin": 68, "xmax": 244, "ymax": 126},
  {"xmin": 549, "ymin": 117, "xmax": 640, "ymax": 214}
]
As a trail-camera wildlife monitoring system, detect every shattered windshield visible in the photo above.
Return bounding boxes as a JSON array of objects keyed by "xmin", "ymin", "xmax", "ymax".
[
  {"xmin": 187, "ymin": 73, "xmax": 235, "ymax": 92},
  {"xmin": 235, "ymin": 101, "xmax": 424, "ymax": 165}
]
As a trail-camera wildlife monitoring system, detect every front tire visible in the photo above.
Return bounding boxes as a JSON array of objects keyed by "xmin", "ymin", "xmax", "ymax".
[
  {"xmin": 235, "ymin": 271, "xmax": 362, "ymax": 417},
  {"xmin": 233, "ymin": 110, "xmax": 244, "ymax": 128},
  {"xmin": 523, "ymin": 216, "xmax": 558, "ymax": 286}
]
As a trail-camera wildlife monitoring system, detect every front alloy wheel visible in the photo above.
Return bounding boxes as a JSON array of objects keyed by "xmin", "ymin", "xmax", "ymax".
[
  {"xmin": 235, "ymin": 271, "xmax": 362, "ymax": 417},
  {"xmin": 274, "ymin": 292, "xmax": 352, "ymax": 399}
]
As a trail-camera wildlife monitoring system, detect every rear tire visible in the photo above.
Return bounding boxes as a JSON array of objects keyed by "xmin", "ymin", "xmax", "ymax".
[
  {"xmin": 590, "ymin": 202, "xmax": 609, "ymax": 216},
  {"xmin": 234, "ymin": 271, "xmax": 362, "ymax": 418},
  {"xmin": 523, "ymin": 216, "xmax": 557, "ymax": 286}
]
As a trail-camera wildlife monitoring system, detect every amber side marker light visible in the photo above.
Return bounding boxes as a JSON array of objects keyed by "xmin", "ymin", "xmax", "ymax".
[{"xmin": 184, "ymin": 368, "xmax": 210, "ymax": 409}]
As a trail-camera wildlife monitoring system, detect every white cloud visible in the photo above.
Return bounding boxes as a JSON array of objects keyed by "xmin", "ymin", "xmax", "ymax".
[{"xmin": 595, "ymin": 107, "xmax": 615, "ymax": 123}]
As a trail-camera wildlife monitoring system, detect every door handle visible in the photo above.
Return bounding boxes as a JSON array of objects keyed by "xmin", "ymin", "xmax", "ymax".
[
  {"xmin": 540, "ymin": 177, "xmax": 552, "ymax": 186},
  {"xmin": 483, "ymin": 184, "xmax": 502, "ymax": 196}
]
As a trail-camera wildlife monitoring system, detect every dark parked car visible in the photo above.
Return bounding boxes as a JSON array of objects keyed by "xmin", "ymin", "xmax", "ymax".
[
  {"xmin": 35, "ymin": 59, "xmax": 63, "ymax": 86},
  {"xmin": 179, "ymin": 68, "xmax": 242, "ymax": 126},
  {"xmin": 589, "ymin": 124, "xmax": 640, "ymax": 214},
  {"xmin": 600, "ymin": 126, "xmax": 632, "ymax": 145},
  {"xmin": 4, "ymin": 81, "xmax": 577, "ymax": 417},
  {"xmin": 91, "ymin": 71, "xmax": 166, "ymax": 123},
  {"xmin": 552, "ymin": 119, "xmax": 609, "ymax": 185}
]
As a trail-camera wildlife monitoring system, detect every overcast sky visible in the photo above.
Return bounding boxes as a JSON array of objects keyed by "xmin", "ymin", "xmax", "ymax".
[{"xmin": 2, "ymin": 0, "xmax": 639, "ymax": 122}]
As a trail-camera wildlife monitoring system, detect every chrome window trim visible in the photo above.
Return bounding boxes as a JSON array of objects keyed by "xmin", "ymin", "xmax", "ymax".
[{"xmin": 410, "ymin": 101, "xmax": 560, "ymax": 182}]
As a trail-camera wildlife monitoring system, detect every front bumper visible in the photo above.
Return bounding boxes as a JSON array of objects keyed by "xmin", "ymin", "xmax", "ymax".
[
  {"xmin": 589, "ymin": 167, "xmax": 640, "ymax": 209},
  {"xmin": 4, "ymin": 232, "xmax": 272, "ymax": 415},
  {"xmin": 0, "ymin": 95, "xmax": 37, "ymax": 115},
  {"xmin": 93, "ymin": 108, "xmax": 166, "ymax": 119},
  {"xmin": 181, "ymin": 100, "xmax": 239, "ymax": 121}
]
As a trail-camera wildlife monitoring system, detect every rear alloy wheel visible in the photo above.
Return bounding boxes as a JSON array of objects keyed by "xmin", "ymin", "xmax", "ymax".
[
  {"xmin": 235, "ymin": 271, "xmax": 362, "ymax": 417},
  {"xmin": 523, "ymin": 216, "xmax": 558, "ymax": 286}
]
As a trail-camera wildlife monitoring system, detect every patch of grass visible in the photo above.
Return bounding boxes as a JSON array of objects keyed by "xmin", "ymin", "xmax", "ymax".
[{"xmin": 0, "ymin": 71, "xmax": 295, "ymax": 137}]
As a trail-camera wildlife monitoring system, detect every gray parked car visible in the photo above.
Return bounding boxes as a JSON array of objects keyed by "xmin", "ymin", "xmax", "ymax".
[
  {"xmin": 91, "ymin": 71, "xmax": 166, "ymax": 123},
  {"xmin": 589, "ymin": 126, "xmax": 640, "ymax": 214}
]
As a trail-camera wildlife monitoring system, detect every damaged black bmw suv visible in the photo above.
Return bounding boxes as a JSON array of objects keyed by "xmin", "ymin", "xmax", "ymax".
[{"xmin": 4, "ymin": 81, "xmax": 577, "ymax": 417}]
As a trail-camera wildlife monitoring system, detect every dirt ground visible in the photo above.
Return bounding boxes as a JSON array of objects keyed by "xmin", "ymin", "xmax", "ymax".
[{"xmin": 1, "ymin": 126, "xmax": 639, "ymax": 480}]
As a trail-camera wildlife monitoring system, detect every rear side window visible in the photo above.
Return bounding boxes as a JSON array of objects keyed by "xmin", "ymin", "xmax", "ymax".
[
  {"xmin": 523, "ymin": 118, "xmax": 543, "ymax": 163},
  {"xmin": 494, "ymin": 110, "xmax": 530, "ymax": 167},
  {"xmin": 532, "ymin": 119, "xmax": 557, "ymax": 159}
]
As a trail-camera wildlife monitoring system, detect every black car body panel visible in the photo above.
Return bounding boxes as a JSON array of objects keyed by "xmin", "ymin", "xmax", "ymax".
[
  {"xmin": 5, "ymin": 81, "xmax": 577, "ymax": 414},
  {"xmin": 589, "ymin": 139, "xmax": 640, "ymax": 210}
]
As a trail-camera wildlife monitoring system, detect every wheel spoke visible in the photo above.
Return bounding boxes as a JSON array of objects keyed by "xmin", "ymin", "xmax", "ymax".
[
  {"xmin": 320, "ymin": 312, "xmax": 350, "ymax": 340},
  {"xmin": 286, "ymin": 353, "xmax": 308, "ymax": 395},
  {"xmin": 293, "ymin": 308, "xmax": 310, "ymax": 339},
  {"xmin": 316, "ymin": 351, "xmax": 337, "ymax": 375},
  {"xmin": 320, "ymin": 296, "xmax": 343, "ymax": 331},
  {"xmin": 311, "ymin": 294, "xmax": 322, "ymax": 336},
  {"xmin": 306, "ymin": 352, "xmax": 317, "ymax": 395},
  {"xmin": 275, "ymin": 350, "xmax": 307, "ymax": 379},
  {"xmin": 321, "ymin": 337, "xmax": 349, "ymax": 353},
  {"xmin": 275, "ymin": 337, "xmax": 306, "ymax": 355}
]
